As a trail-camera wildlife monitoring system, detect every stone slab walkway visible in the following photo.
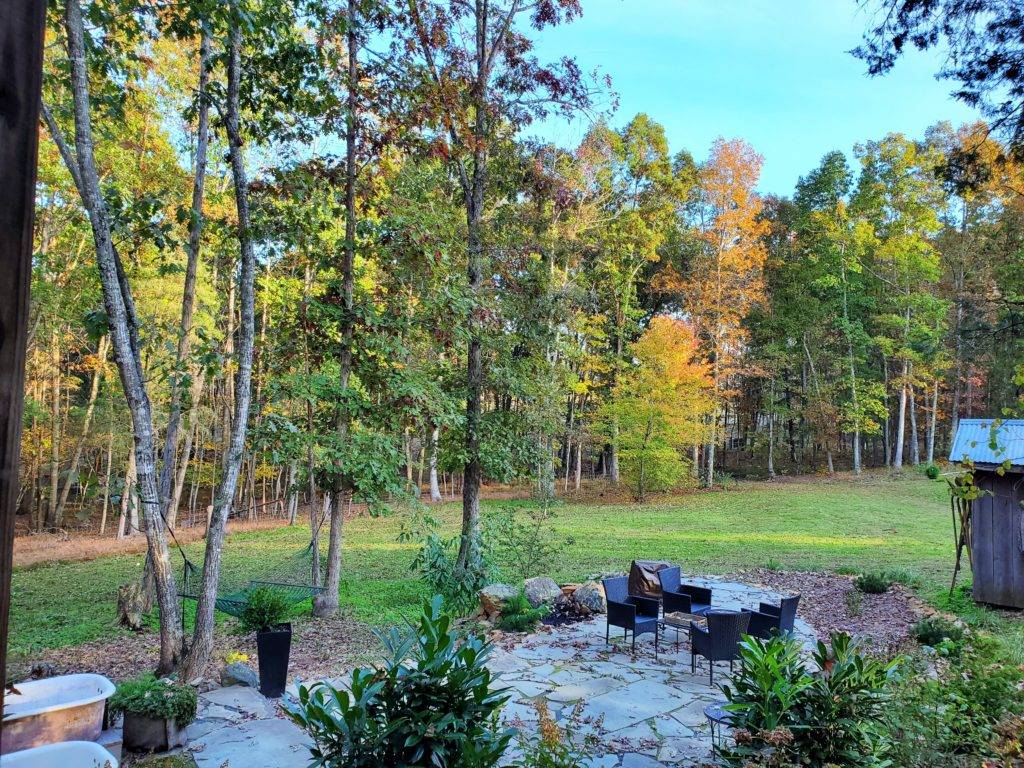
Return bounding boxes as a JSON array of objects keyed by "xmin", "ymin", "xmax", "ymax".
[
  {"xmin": 180, "ymin": 577, "xmax": 810, "ymax": 768},
  {"xmin": 491, "ymin": 576, "xmax": 814, "ymax": 768}
]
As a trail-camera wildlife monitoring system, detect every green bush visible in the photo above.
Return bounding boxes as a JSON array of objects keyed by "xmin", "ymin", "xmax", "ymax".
[
  {"xmin": 404, "ymin": 510, "xmax": 493, "ymax": 614},
  {"xmin": 495, "ymin": 589, "xmax": 549, "ymax": 633},
  {"xmin": 911, "ymin": 616, "xmax": 964, "ymax": 647},
  {"xmin": 483, "ymin": 502, "xmax": 570, "ymax": 581},
  {"xmin": 925, "ymin": 464, "xmax": 940, "ymax": 480},
  {"xmin": 287, "ymin": 596, "xmax": 513, "ymax": 767},
  {"xmin": 854, "ymin": 571, "xmax": 891, "ymax": 594},
  {"xmin": 722, "ymin": 633, "xmax": 896, "ymax": 767},
  {"xmin": 109, "ymin": 675, "xmax": 198, "ymax": 726},
  {"xmin": 883, "ymin": 637, "xmax": 1024, "ymax": 766},
  {"xmin": 237, "ymin": 586, "xmax": 291, "ymax": 634}
]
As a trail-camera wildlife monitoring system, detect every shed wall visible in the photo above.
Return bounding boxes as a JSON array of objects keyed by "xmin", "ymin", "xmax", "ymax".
[{"xmin": 971, "ymin": 471, "xmax": 1024, "ymax": 609}]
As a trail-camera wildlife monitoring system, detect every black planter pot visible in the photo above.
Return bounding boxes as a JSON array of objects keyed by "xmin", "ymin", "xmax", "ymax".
[
  {"xmin": 122, "ymin": 711, "xmax": 187, "ymax": 752},
  {"xmin": 256, "ymin": 622, "xmax": 292, "ymax": 698}
]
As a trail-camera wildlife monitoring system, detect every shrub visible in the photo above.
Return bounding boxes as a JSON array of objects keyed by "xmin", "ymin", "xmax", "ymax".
[
  {"xmin": 483, "ymin": 501, "xmax": 570, "ymax": 580},
  {"xmin": 404, "ymin": 510, "xmax": 493, "ymax": 614},
  {"xmin": 854, "ymin": 571, "xmax": 891, "ymax": 594},
  {"xmin": 237, "ymin": 586, "xmax": 290, "ymax": 634},
  {"xmin": 287, "ymin": 596, "xmax": 513, "ymax": 767},
  {"xmin": 883, "ymin": 637, "xmax": 1024, "ymax": 766},
  {"xmin": 517, "ymin": 700, "xmax": 597, "ymax": 768},
  {"xmin": 495, "ymin": 589, "xmax": 549, "ymax": 633},
  {"xmin": 925, "ymin": 464, "xmax": 940, "ymax": 480},
  {"xmin": 722, "ymin": 633, "xmax": 896, "ymax": 767},
  {"xmin": 911, "ymin": 616, "xmax": 964, "ymax": 647},
  {"xmin": 109, "ymin": 675, "xmax": 198, "ymax": 726}
]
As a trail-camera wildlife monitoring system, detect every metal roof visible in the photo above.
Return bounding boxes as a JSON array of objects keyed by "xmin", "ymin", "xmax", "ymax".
[{"xmin": 949, "ymin": 418, "xmax": 1024, "ymax": 469}]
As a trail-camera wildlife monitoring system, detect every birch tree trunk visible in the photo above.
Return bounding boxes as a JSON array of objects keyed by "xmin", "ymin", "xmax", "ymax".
[
  {"xmin": 159, "ymin": 30, "xmax": 210, "ymax": 530},
  {"xmin": 926, "ymin": 378, "xmax": 939, "ymax": 465},
  {"xmin": 57, "ymin": 0, "xmax": 180, "ymax": 672},
  {"xmin": 429, "ymin": 427, "xmax": 442, "ymax": 502},
  {"xmin": 893, "ymin": 359, "xmax": 909, "ymax": 470},
  {"xmin": 181, "ymin": 7, "xmax": 256, "ymax": 680},
  {"xmin": 46, "ymin": 329, "xmax": 60, "ymax": 528},
  {"xmin": 908, "ymin": 383, "xmax": 920, "ymax": 466}
]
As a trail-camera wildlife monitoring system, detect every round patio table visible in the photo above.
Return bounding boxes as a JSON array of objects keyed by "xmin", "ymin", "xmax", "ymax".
[{"xmin": 704, "ymin": 702, "xmax": 733, "ymax": 752}]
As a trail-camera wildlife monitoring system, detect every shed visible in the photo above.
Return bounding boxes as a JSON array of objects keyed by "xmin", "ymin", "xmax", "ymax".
[{"xmin": 949, "ymin": 418, "xmax": 1024, "ymax": 609}]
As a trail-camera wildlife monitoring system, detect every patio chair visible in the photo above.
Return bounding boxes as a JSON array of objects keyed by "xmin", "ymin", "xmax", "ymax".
[
  {"xmin": 657, "ymin": 567, "xmax": 713, "ymax": 615},
  {"xmin": 741, "ymin": 594, "xmax": 800, "ymax": 640},
  {"xmin": 602, "ymin": 576, "xmax": 660, "ymax": 656},
  {"xmin": 690, "ymin": 609, "xmax": 750, "ymax": 685}
]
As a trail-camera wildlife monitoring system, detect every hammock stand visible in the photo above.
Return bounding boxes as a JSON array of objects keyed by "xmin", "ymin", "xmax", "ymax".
[{"xmin": 178, "ymin": 540, "xmax": 325, "ymax": 622}]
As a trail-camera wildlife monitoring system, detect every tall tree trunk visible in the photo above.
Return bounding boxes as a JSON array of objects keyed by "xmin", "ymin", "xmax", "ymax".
[
  {"xmin": 893, "ymin": 359, "xmax": 909, "ymax": 470},
  {"xmin": 159, "ymin": 30, "xmax": 210, "ymax": 530},
  {"xmin": 180, "ymin": 8, "xmax": 256, "ymax": 680},
  {"xmin": 908, "ymin": 382, "xmax": 920, "ymax": 466},
  {"xmin": 926, "ymin": 378, "xmax": 939, "ymax": 465},
  {"xmin": 99, "ymin": 427, "xmax": 113, "ymax": 535},
  {"xmin": 455, "ymin": 12, "xmax": 489, "ymax": 573},
  {"xmin": 55, "ymin": 334, "xmax": 108, "ymax": 523},
  {"xmin": 316, "ymin": 0, "xmax": 358, "ymax": 616},
  {"xmin": 46, "ymin": 329, "xmax": 60, "ymax": 528},
  {"xmin": 55, "ymin": 0, "xmax": 180, "ymax": 672},
  {"xmin": 429, "ymin": 427, "xmax": 442, "ymax": 502}
]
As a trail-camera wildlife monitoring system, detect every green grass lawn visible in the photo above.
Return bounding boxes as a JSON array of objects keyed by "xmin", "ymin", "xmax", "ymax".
[{"xmin": 9, "ymin": 473, "xmax": 959, "ymax": 655}]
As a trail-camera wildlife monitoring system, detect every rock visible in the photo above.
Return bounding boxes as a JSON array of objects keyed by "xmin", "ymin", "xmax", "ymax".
[
  {"xmin": 479, "ymin": 583, "xmax": 518, "ymax": 618},
  {"xmin": 571, "ymin": 581, "xmax": 606, "ymax": 614},
  {"xmin": 220, "ymin": 662, "xmax": 259, "ymax": 688},
  {"xmin": 523, "ymin": 576, "xmax": 562, "ymax": 608}
]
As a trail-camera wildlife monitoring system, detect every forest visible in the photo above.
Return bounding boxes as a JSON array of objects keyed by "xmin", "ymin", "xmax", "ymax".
[{"xmin": 22, "ymin": 0, "xmax": 1024, "ymax": 679}]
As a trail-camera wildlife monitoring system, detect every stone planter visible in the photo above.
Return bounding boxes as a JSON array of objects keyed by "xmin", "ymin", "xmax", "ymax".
[
  {"xmin": 122, "ymin": 711, "xmax": 187, "ymax": 752},
  {"xmin": 256, "ymin": 622, "xmax": 292, "ymax": 698}
]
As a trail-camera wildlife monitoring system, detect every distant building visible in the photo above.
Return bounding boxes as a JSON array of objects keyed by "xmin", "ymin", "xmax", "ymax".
[{"xmin": 949, "ymin": 419, "xmax": 1024, "ymax": 609}]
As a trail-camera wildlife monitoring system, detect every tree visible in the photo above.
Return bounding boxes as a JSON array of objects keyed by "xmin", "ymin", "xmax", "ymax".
[
  {"xmin": 677, "ymin": 138, "xmax": 768, "ymax": 486},
  {"xmin": 44, "ymin": 0, "xmax": 182, "ymax": 673},
  {"xmin": 599, "ymin": 316, "xmax": 713, "ymax": 501},
  {"xmin": 403, "ymin": 0, "xmax": 594, "ymax": 574},
  {"xmin": 856, "ymin": 1, "xmax": 1024, "ymax": 157}
]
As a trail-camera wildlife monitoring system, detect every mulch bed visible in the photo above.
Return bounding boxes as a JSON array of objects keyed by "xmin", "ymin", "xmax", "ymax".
[
  {"xmin": 729, "ymin": 568, "xmax": 926, "ymax": 653},
  {"xmin": 7, "ymin": 611, "xmax": 378, "ymax": 686}
]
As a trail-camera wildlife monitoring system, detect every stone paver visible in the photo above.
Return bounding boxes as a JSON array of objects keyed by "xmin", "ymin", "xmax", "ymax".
[
  {"xmin": 181, "ymin": 577, "xmax": 809, "ymax": 768},
  {"xmin": 489, "ymin": 576, "xmax": 813, "ymax": 767}
]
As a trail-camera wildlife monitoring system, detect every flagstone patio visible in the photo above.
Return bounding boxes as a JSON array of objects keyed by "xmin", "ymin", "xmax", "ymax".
[
  {"xmin": 490, "ymin": 576, "xmax": 816, "ymax": 767},
  {"xmin": 181, "ymin": 576, "xmax": 813, "ymax": 768}
]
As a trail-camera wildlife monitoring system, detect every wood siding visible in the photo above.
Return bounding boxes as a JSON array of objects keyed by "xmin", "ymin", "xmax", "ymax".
[{"xmin": 972, "ymin": 472, "xmax": 1024, "ymax": 609}]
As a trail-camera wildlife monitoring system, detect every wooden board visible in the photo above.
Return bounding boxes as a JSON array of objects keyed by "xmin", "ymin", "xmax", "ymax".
[
  {"xmin": 971, "ymin": 472, "xmax": 1024, "ymax": 609},
  {"xmin": 0, "ymin": 0, "xmax": 47, "ymax": 720}
]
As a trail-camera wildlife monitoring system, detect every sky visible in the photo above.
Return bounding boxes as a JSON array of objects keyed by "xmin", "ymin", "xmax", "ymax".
[{"xmin": 528, "ymin": 0, "xmax": 983, "ymax": 195}]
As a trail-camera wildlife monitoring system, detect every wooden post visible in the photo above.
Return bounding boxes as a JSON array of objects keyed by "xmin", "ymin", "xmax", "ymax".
[{"xmin": 0, "ymin": 0, "xmax": 47, "ymax": 717}]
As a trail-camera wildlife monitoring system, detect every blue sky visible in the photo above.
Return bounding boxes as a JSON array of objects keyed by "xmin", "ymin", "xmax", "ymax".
[{"xmin": 529, "ymin": 0, "xmax": 982, "ymax": 195}]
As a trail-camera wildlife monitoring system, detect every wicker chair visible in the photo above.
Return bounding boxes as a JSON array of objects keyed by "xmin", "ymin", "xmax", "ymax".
[
  {"xmin": 690, "ymin": 609, "xmax": 751, "ymax": 684},
  {"xmin": 742, "ymin": 594, "xmax": 800, "ymax": 640},
  {"xmin": 657, "ymin": 567, "xmax": 713, "ymax": 615},
  {"xmin": 602, "ymin": 576, "xmax": 660, "ymax": 656}
]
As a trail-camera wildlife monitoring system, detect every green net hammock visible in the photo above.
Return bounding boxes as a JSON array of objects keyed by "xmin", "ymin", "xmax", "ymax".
[{"xmin": 179, "ymin": 541, "xmax": 326, "ymax": 618}]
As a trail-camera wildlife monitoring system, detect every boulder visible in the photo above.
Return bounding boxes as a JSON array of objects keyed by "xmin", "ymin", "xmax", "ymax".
[
  {"xmin": 523, "ymin": 577, "xmax": 562, "ymax": 608},
  {"xmin": 220, "ymin": 661, "xmax": 259, "ymax": 688},
  {"xmin": 479, "ymin": 583, "xmax": 518, "ymax": 618},
  {"xmin": 571, "ymin": 581, "xmax": 606, "ymax": 614}
]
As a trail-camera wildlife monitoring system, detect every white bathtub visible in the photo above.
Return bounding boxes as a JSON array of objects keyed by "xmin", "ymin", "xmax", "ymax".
[
  {"xmin": 0, "ymin": 740, "xmax": 118, "ymax": 768},
  {"xmin": 1, "ymin": 674, "xmax": 115, "ymax": 754}
]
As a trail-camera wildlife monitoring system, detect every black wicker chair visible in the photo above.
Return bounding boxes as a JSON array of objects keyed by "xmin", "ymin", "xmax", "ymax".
[
  {"xmin": 657, "ymin": 567, "xmax": 713, "ymax": 615},
  {"xmin": 690, "ymin": 609, "xmax": 750, "ymax": 685},
  {"xmin": 742, "ymin": 594, "xmax": 800, "ymax": 640},
  {"xmin": 602, "ymin": 576, "xmax": 660, "ymax": 656}
]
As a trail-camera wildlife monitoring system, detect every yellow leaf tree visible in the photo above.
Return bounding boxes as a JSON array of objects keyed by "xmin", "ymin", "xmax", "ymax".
[{"xmin": 598, "ymin": 316, "xmax": 714, "ymax": 501}]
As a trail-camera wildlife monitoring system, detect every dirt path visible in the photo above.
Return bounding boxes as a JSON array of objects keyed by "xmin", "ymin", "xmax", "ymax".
[{"xmin": 13, "ymin": 483, "xmax": 536, "ymax": 569}]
